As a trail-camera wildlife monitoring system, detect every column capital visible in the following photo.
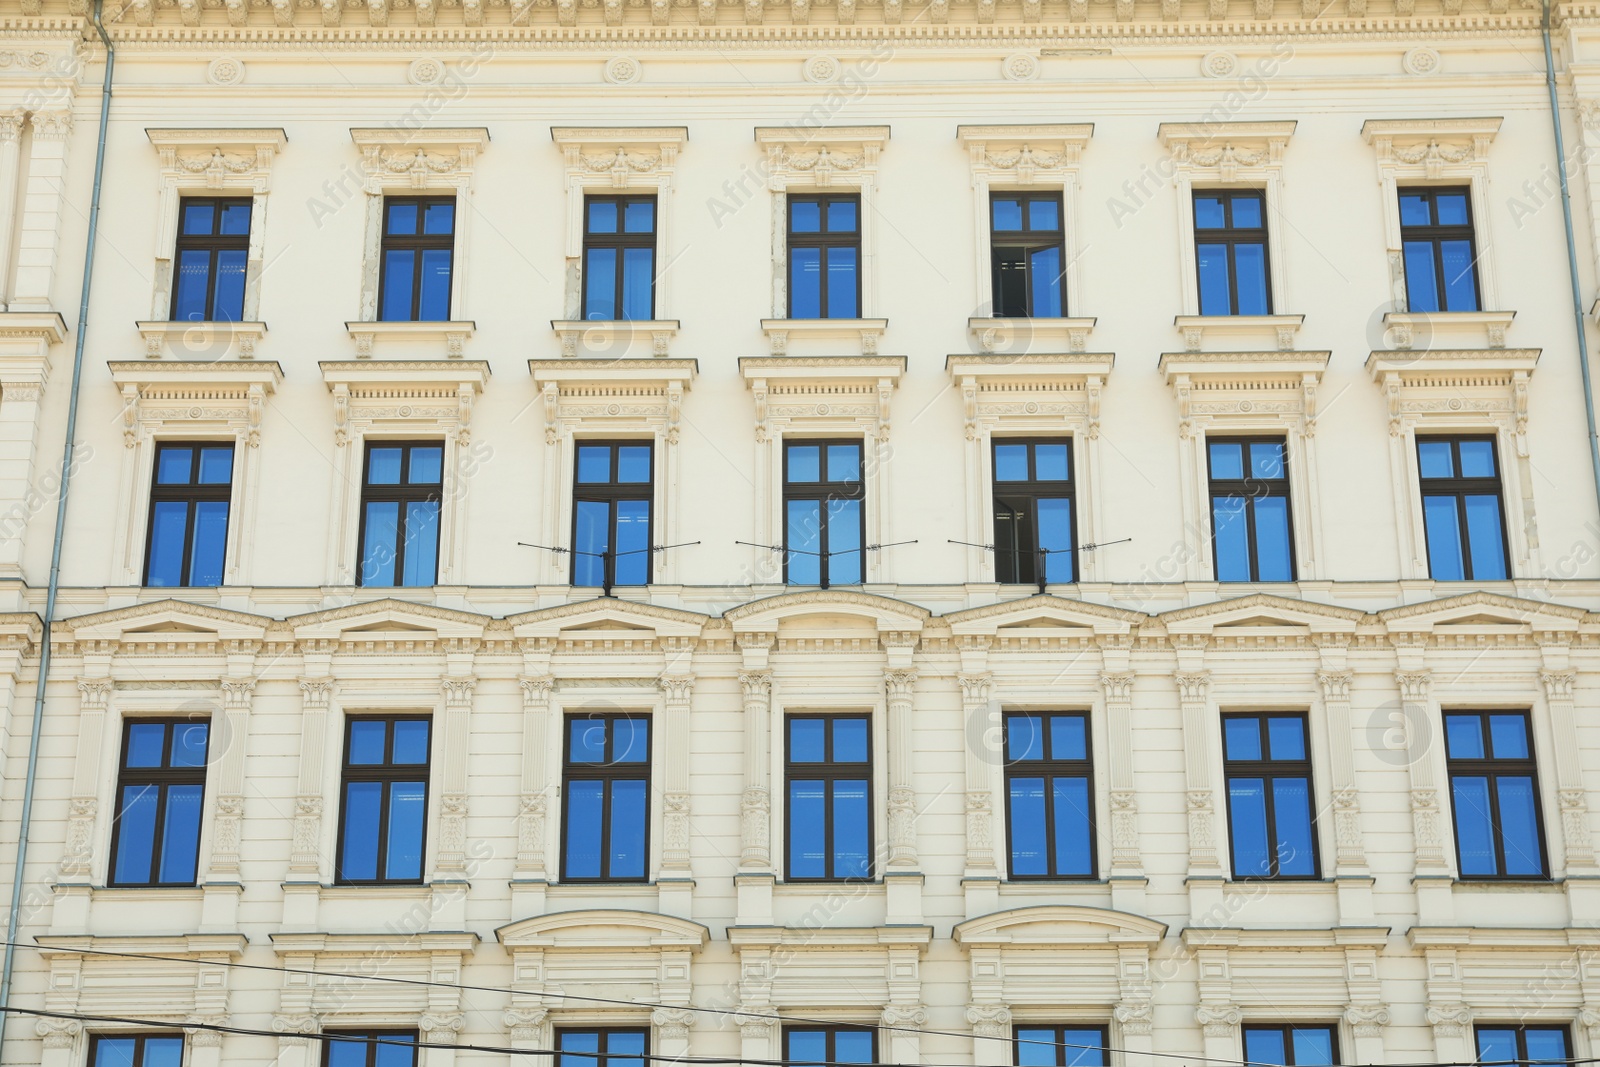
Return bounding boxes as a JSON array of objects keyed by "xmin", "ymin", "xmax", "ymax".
[
  {"xmin": 658, "ymin": 673, "xmax": 695, "ymax": 703},
  {"xmin": 520, "ymin": 674, "xmax": 555, "ymax": 704},
  {"xmin": 884, "ymin": 668, "xmax": 918, "ymax": 698},
  {"xmin": 1100, "ymin": 671, "xmax": 1135, "ymax": 702},
  {"xmin": 1174, "ymin": 671, "xmax": 1210, "ymax": 703},
  {"xmin": 1316, "ymin": 669, "xmax": 1353, "ymax": 701},
  {"xmin": 740, "ymin": 669, "xmax": 773, "ymax": 699}
]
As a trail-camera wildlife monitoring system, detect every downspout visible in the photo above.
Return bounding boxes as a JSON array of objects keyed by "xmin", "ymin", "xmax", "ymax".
[
  {"xmin": 1543, "ymin": 0, "xmax": 1600, "ymax": 521},
  {"xmin": 0, "ymin": 0, "xmax": 114, "ymax": 1039}
]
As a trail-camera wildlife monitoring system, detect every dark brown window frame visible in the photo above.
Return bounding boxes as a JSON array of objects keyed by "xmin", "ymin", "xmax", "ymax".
[
  {"xmin": 1472, "ymin": 1024, "xmax": 1572, "ymax": 1067},
  {"xmin": 1416, "ymin": 434, "xmax": 1511, "ymax": 581},
  {"xmin": 991, "ymin": 437, "xmax": 1076, "ymax": 589},
  {"xmin": 786, "ymin": 193, "xmax": 862, "ymax": 320},
  {"xmin": 143, "ymin": 440, "xmax": 234, "ymax": 588},
  {"xmin": 333, "ymin": 715, "xmax": 432, "ymax": 886},
  {"xmin": 170, "ymin": 195, "xmax": 252, "ymax": 322},
  {"xmin": 1206, "ymin": 435, "xmax": 1296, "ymax": 583},
  {"xmin": 1399, "ymin": 185, "xmax": 1482, "ymax": 313},
  {"xmin": 1240, "ymin": 1024, "xmax": 1342, "ymax": 1066},
  {"xmin": 1001, "ymin": 711, "xmax": 1097, "ymax": 881},
  {"xmin": 321, "ymin": 1031, "xmax": 422, "ymax": 1067},
  {"xmin": 89, "ymin": 1033, "xmax": 190, "ymax": 1067},
  {"xmin": 1011, "ymin": 1024, "xmax": 1110, "ymax": 1067},
  {"xmin": 782, "ymin": 1024, "xmax": 879, "ymax": 1065},
  {"xmin": 555, "ymin": 1027, "xmax": 652, "ymax": 1067},
  {"xmin": 559, "ymin": 710, "xmax": 653, "ymax": 884},
  {"xmin": 377, "ymin": 195, "xmax": 456, "ymax": 322},
  {"xmin": 1221, "ymin": 711, "xmax": 1322, "ymax": 880},
  {"xmin": 1193, "ymin": 189, "xmax": 1273, "ymax": 316},
  {"xmin": 783, "ymin": 711, "xmax": 874, "ymax": 884},
  {"xmin": 1444, "ymin": 709, "xmax": 1550, "ymax": 881},
  {"xmin": 989, "ymin": 191, "xmax": 1066, "ymax": 318},
  {"xmin": 782, "ymin": 437, "xmax": 866, "ymax": 589},
  {"xmin": 581, "ymin": 193, "xmax": 658, "ymax": 322},
  {"xmin": 570, "ymin": 439, "xmax": 655, "ymax": 590},
  {"xmin": 106, "ymin": 717, "xmax": 211, "ymax": 888},
  {"xmin": 356, "ymin": 439, "xmax": 444, "ymax": 588}
]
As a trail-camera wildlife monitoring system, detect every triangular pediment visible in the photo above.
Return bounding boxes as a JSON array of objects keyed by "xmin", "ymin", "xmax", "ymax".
[
  {"xmin": 506, "ymin": 597, "xmax": 710, "ymax": 640},
  {"xmin": 942, "ymin": 595, "xmax": 1144, "ymax": 636},
  {"xmin": 496, "ymin": 909, "xmax": 709, "ymax": 950},
  {"xmin": 1377, "ymin": 592, "xmax": 1584, "ymax": 634},
  {"xmin": 1157, "ymin": 594, "xmax": 1364, "ymax": 635},
  {"xmin": 724, "ymin": 590, "xmax": 929, "ymax": 633},
  {"xmin": 63, "ymin": 600, "xmax": 271, "ymax": 644},
  {"xmin": 954, "ymin": 905, "xmax": 1167, "ymax": 946},
  {"xmin": 287, "ymin": 598, "xmax": 489, "ymax": 641}
]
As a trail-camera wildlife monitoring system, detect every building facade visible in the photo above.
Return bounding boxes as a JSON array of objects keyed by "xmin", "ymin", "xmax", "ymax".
[{"xmin": 4, "ymin": 4, "xmax": 1600, "ymax": 1067}]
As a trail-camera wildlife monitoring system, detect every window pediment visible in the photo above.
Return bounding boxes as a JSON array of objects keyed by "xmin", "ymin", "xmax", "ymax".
[
  {"xmin": 496, "ymin": 908, "xmax": 709, "ymax": 949},
  {"xmin": 1365, "ymin": 347, "xmax": 1538, "ymax": 438},
  {"xmin": 942, "ymin": 593, "xmax": 1142, "ymax": 637},
  {"xmin": 551, "ymin": 126, "xmax": 687, "ymax": 189},
  {"xmin": 1158, "ymin": 120, "xmax": 1295, "ymax": 179},
  {"xmin": 724, "ymin": 587, "xmax": 929, "ymax": 632},
  {"xmin": 529, "ymin": 357, "xmax": 696, "ymax": 445},
  {"xmin": 350, "ymin": 126, "xmax": 488, "ymax": 190},
  {"xmin": 110, "ymin": 359, "xmax": 282, "ymax": 449},
  {"xmin": 1159, "ymin": 350, "xmax": 1329, "ymax": 438},
  {"xmin": 287, "ymin": 598, "xmax": 489, "ymax": 648},
  {"xmin": 954, "ymin": 904, "xmax": 1166, "ymax": 946},
  {"xmin": 1361, "ymin": 117, "xmax": 1501, "ymax": 179},
  {"xmin": 63, "ymin": 600, "xmax": 270, "ymax": 651},
  {"xmin": 947, "ymin": 353, "xmax": 1112, "ymax": 442},
  {"xmin": 1375, "ymin": 590, "xmax": 1583, "ymax": 636},
  {"xmin": 506, "ymin": 599, "xmax": 710, "ymax": 642},
  {"xmin": 146, "ymin": 127, "xmax": 286, "ymax": 192},
  {"xmin": 756, "ymin": 125, "xmax": 889, "ymax": 188},
  {"xmin": 319, "ymin": 359, "xmax": 488, "ymax": 447},
  {"xmin": 739, "ymin": 355, "xmax": 903, "ymax": 442},
  {"xmin": 1155, "ymin": 592, "xmax": 1363, "ymax": 636},
  {"xmin": 958, "ymin": 124, "xmax": 1093, "ymax": 183}
]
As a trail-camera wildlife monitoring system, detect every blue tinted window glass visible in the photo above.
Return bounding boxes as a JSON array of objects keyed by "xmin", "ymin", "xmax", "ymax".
[
  {"xmin": 380, "ymin": 249, "xmax": 415, "ymax": 321},
  {"xmin": 361, "ymin": 501, "xmax": 399, "ymax": 586},
  {"xmin": 93, "ymin": 1039, "xmax": 138, "ymax": 1067},
  {"xmin": 1008, "ymin": 716, "xmax": 1044, "ymax": 761},
  {"xmin": 1196, "ymin": 243, "xmax": 1232, "ymax": 315},
  {"xmin": 587, "ymin": 200, "xmax": 618, "ymax": 234},
  {"xmin": 574, "ymin": 499, "xmax": 611, "ymax": 588},
  {"xmin": 609, "ymin": 1032, "xmax": 647, "ymax": 1059},
  {"xmin": 833, "ymin": 778, "xmax": 870, "ymax": 877},
  {"xmin": 569, "ymin": 718, "xmax": 607, "ymax": 763},
  {"xmin": 827, "ymin": 498, "xmax": 861, "ymax": 584},
  {"xmin": 1036, "ymin": 444, "xmax": 1070, "ymax": 481},
  {"xmin": 1016, "ymin": 1032, "xmax": 1056, "ymax": 1067},
  {"xmin": 348, "ymin": 719, "xmax": 389, "ymax": 765},
  {"xmin": 790, "ymin": 718, "xmax": 826, "ymax": 763},
  {"xmin": 418, "ymin": 248, "xmax": 452, "ymax": 320},
  {"xmin": 787, "ymin": 1032, "xmax": 827, "ymax": 1064},
  {"xmin": 368, "ymin": 447, "xmax": 403, "ymax": 484},
  {"xmin": 1452, "ymin": 775, "xmax": 1497, "ymax": 875},
  {"xmin": 1234, "ymin": 243, "xmax": 1270, "ymax": 314},
  {"xmin": 1050, "ymin": 714, "xmax": 1087, "ymax": 760},
  {"xmin": 1459, "ymin": 439, "xmax": 1496, "ymax": 477},
  {"xmin": 1441, "ymin": 239, "xmax": 1479, "ymax": 311},
  {"xmin": 624, "ymin": 199, "xmax": 655, "ymax": 233},
  {"xmin": 618, "ymin": 446, "xmax": 651, "ymax": 483},
  {"xmin": 1423, "ymin": 495, "xmax": 1465, "ymax": 580},
  {"xmin": 612, "ymin": 716, "xmax": 650, "ymax": 763},
  {"xmin": 212, "ymin": 248, "xmax": 247, "ymax": 321},
  {"xmin": 1231, "ymin": 196, "xmax": 1263, "ymax": 227},
  {"xmin": 1031, "ymin": 245, "xmax": 1063, "ymax": 317},
  {"xmin": 1418, "ymin": 440, "xmax": 1455, "ymax": 478},
  {"xmin": 386, "ymin": 201, "xmax": 418, "ymax": 235},
  {"xmin": 1229, "ymin": 776, "xmax": 1271, "ymax": 876},
  {"xmin": 577, "ymin": 446, "xmax": 612, "ymax": 484},
  {"xmin": 834, "ymin": 1033, "xmax": 873, "ymax": 1064},
  {"xmin": 392, "ymin": 720, "xmax": 430, "ymax": 764},
  {"xmin": 1267, "ymin": 716, "xmax": 1305, "ymax": 760},
  {"xmin": 1403, "ymin": 240, "xmax": 1441, "ymax": 312},
  {"xmin": 1436, "ymin": 194, "xmax": 1470, "ymax": 226},
  {"xmin": 1038, "ymin": 497, "xmax": 1074, "ymax": 583},
  {"xmin": 608, "ymin": 778, "xmax": 648, "ymax": 878},
  {"xmin": 156, "ymin": 447, "xmax": 193, "ymax": 485},
  {"xmin": 145, "ymin": 501, "xmax": 189, "ymax": 587},
  {"xmin": 1194, "ymin": 197, "xmax": 1226, "ymax": 228},
  {"xmin": 408, "ymin": 446, "xmax": 443, "ymax": 484},
  {"xmin": 374, "ymin": 1038, "xmax": 418, "ymax": 1067},
  {"xmin": 790, "ymin": 200, "xmax": 821, "ymax": 233},
  {"xmin": 1524, "ymin": 1030, "xmax": 1570, "ymax": 1063},
  {"xmin": 1052, "ymin": 776, "xmax": 1093, "ymax": 874},
  {"xmin": 585, "ymin": 247, "xmax": 617, "ymax": 320},
  {"xmin": 788, "ymin": 779, "xmax": 826, "ymax": 878},
  {"xmin": 613, "ymin": 499, "xmax": 650, "ymax": 585},
  {"xmin": 423, "ymin": 201, "xmax": 455, "ymax": 234},
  {"xmin": 141, "ymin": 1038, "xmax": 186, "ymax": 1067},
  {"xmin": 1464, "ymin": 495, "xmax": 1507, "ymax": 580},
  {"xmin": 826, "ymin": 247, "xmax": 858, "ymax": 318},
  {"xmin": 1489, "ymin": 714, "xmax": 1529, "ymax": 758},
  {"xmin": 786, "ymin": 500, "xmax": 821, "ymax": 585},
  {"xmin": 172, "ymin": 249, "xmax": 212, "ymax": 321},
  {"xmin": 1291, "ymin": 1029, "xmax": 1335, "ymax": 1067},
  {"xmin": 402, "ymin": 499, "xmax": 440, "ymax": 586},
  {"xmin": 189, "ymin": 500, "xmax": 228, "ymax": 586},
  {"xmin": 992, "ymin": 198, "xmax": 1023, "ymax": 231},
  {"xmin": 788, "ymin": 445, "xmax": 820, "ymax": 482},
  {"xmin": 560, "ymin": 1031, "xmax": 601, "ymax": 1067},
  {"xmin": 1250, "ymin": 441, "xmax": 1285, "ymax": 479},
  {"xmin": 1446, "ymin": 715, "xmax": 1485, "ymax": 759},
  {"xmin": 1272, "ymin": 776, "xmax": 1315, "ymax": 876},
  {"xmin": 1028, "ymin": 198, "xmax": 1060, "ymax": 230},
  {"xmin": 565, "ymin": 779, "xmax": 605, "ymax": 878},
  {"xmin": 1399, "ymin": 194, "xmax": 1432, "ymax": 226},
  {"xmin": 827, "ymin": 200, "xmax": 857, "ymax": 232},
  {"xmin": 340, "ymin": 780, "xmax": 382, "ymax": 880},
  {"xmin": 994, "ymin": 444, "xmax": 1029, "ymax": 482},
  {"xmin": 198, "ymin": 446, "xmax": 233, "ymax": 484},
  {"xmin": 833, "ymin": 718, "xmax": 868, "ymax": 763},
  {"xmin": 1224, "ymin": 717, "xmax": 1261, "ymax": 761},
  {"xmin": 1497, "ymin": 776, "xmax": 1545, "ymax": 876},
  {"xmin": 1009, "ymin": 776, "xmax": 1048, "ymax": 875},
  {"xmin": 127, "ymin": 722, "xmax": 167, "ymax": 767},
  {"xmin": 1253, "ymin": 496, "xmax": 1293, "ymax": 581},
  {"xmin": 827, "ymin": 443, "xmax": 860, "ymax": 482},
  {"xmin": 1245, "ymin": 1030, "xmax": 1288, "ymax": 1067},
  {"xmin": 621, "ymin": 247, "xmax": 654, "ymax": 320},
  {"xmin": 181, "ymin": 201, "xmax": 216, "ymax": 235},
  {"xmin": 1477, "ymin": 1030, "xmax": 1519, "ymax": 1065},
  {"xmin": 171, "ymin": 722, "xmax": 210, "ymax": 767},
  {"xmin": 1062, "ymin": 1031, "xmax": 1106, "ymax": 1067},
  {"xmin": 1209, "ymin": 442, "xmax": 1244, "ymax": 480},
  {"xmin": 1212, "ymin": 495, "xmax": 1251, "ymax": 582},
  {"xmin": 112, "ymin": 784, "xmax": 157, "ymax": 883},
  {"xmin": 790, "ymin": 247, "xmax": 822, "ymax": 318},
  {"xmin": 159, "ymin": 783, "xmax": 204, "ymax": 882}
]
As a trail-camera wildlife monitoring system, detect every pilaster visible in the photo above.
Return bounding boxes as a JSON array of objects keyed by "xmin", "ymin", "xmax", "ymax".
[{"xmin": 513, "ymin": 674, "xmax": 554, "ymax": 914}]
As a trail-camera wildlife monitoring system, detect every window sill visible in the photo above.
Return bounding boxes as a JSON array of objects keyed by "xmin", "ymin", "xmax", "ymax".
[
  {"xmin": 1382, "ymin": 309, "xmax": 1515, "ymax": 350},
  {"xmin": 968, "ymin": 316, "xmax": 1096, "ymax": 354},
  {"xmin": 552, "ymin": 319, "xmax": 679, "ymax": 358},
  {"xmin": 1174, "ymin": 313, "xmax": 1304, "ymax": 353},
  {"xmin": 761, "ymin": 317, "xmax": 887, "ymax": 356},
  {"xmin": 1450, "ymin": 877, "xmax": 1560, "ymax": 891},
  {"xmin": 136, "ymin": 320, "xmax": 267, "ymax": 360},
  {"xmin": 345, "ymin": 319, "xmax": 476, "ymax": 359}
]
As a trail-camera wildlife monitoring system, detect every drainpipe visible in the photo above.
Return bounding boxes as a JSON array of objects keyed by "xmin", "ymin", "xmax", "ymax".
[
  {"xmin": 0, "ymin": 0, "xmax": 114, "ymax": 1042},
  {"xmin": 1543, "ymin": 0, "xmax": 1600, "ymax": 524}
]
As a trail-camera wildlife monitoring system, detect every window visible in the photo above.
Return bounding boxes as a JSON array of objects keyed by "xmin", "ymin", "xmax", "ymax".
[
  {"xmin": 991, "ymin": 193, "xmax": 1065, "ymax": 318},
  {"xmin": 1242, "ymin": 1026, "xmax": 1339, "ymax": 1066},
  {"xmin": 573, "ymin": 442, "xmax": 653, "ymax": 589},
  {"xmin": 1003, "ymin": 712, "xmax": 1095, "ymax": 879},
  {"xmin": 144, "ymin": 442, "xmax": 233, "ymax": 588},
  {"xmin": 324, "ymin": 1032, "xmax": 420, "ymax": 1067},
  {"xmin": 1015, "ymin": 1026, "xmax": 1107, "ymax": 1067},
  {"xmin": 1445, "ymin": 711, "xmax": 1548, "ymax": 879},
  {"xmin": 1207, "ymin": 438, "xmax": 1294, "ymax": 583},
  {"xmin": 561, "ymin": 713, "xmax": 651, "ymax": 882},
  {"xmin": 171, "ymin": 197, "xmax": 251, "ymax": 323},
  {"xmin": 1399, "ymin": 187, "xmax": 1480, "ymax": 313},
  {"xmin": 91, "ymin": 1035, "xmax": 186, "ymax": 1067},
  {"xmin": 335, "ymin": 716, "xmax": 430, "ymax": 885},
  {"xmin": 784, "ymin": 440, "xmax": 864, "ymax": 587},
  {"xmin": 1222, "ymin": 713, "xmax": 1317, "ymax": 879},
  {"xmin": 1476, "ymin": 1026, "xmax": 1570, "ymax": 1067},
  {"xmin": 583, "ymin": 195, "xmax": 656, "ymax": 321},
  {"xmin": 786, "ymin": 714, "xmax": 871, "ymax": 881},
  {"xmin": 379, "ymin": 196, "xmax": 455, "ymax": 322},
  {"xmin": 788, "ymin": 194, "xmax": 860, "ymax": 319},
  {"xmin": 358, "ymin": 441, "xmax": 443, "ymax": 587},
  {"xmin": 786, "ymin": 1027, "xmax": 876, "ymax": 1067},
  {"xmin": 993, "ymin": 439, "xmax": 1075, "ymax": 586},
  {"xmin": 1417, "ymin": 436, "xmax": 1509, "ymax": 581},
  {"xmin": 558, "ymin": 1030, "xmax": 648, "ymax": 1067},
  {"xmin": 1194, "ymin": 191, "xmax": 1271, "ymax": 316},
  {"xmin": 108, "ymin": 719, "xmax": 210, "ymax": 887}
]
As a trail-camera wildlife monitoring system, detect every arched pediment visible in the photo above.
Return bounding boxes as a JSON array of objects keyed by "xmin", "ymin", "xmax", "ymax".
[
  {"xmin": 495, "ymin": 909, "xmax": 709, "ymax": 950},
  {"xmin": 1156, "ymin": 593, "xmax": 1364, "ymax": 635},
  {"xmin": 723, "ymin": 590, "xmax": 929, "ymax": 633},
  {"xmin": 63, "ymin": 600, "xmax": 271, "ymax": 644},
  {"xmin": 505, "ymin": 597, "xmax": 711, "ymax": 640},
  {"xmin": 1376, "ymin": 591, "xmax": 1584, "ymax": 634},
  {"xmin": 953, "ymin": 905, "xmax": 1167, "ymax": 946},
  {"xmin": 942, "ymin": 595, "xmax": 1145, "ymax": 636},
  {"xmin": 287, "ymin": 598, "xmax": 490, "ymax": 642}
]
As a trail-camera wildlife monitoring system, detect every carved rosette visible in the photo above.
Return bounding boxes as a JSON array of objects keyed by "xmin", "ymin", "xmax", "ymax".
[
  {"xmin": 505, "ymin": 1007, "xmax": 551, "ymax": 1044},
  {"xmin": 1344, "ymin": 1004, "xmax": 1389, "ymax": 1038},
  {"xmin": 1426, "ymin": 1002, "xmax": 1471, "ymax": 1037},
  {"xmin": 966, "ymin": 1004, "xmax": 1012, "ymax": 1039},
  {"xmin": 652, "ymin": 1006, "xmax": 695, "ymax": 1040},
  {"xmin": 741, "ymin": 787, "xmax": 771, "ymax": 867},
  {"xmin": 1194, "ymin": 1004, "xmax": 1241, "ymax": 1037},
  {"xmin": 1114, "ymin": 999, "xmax": 1153, "ymax": 1036}
]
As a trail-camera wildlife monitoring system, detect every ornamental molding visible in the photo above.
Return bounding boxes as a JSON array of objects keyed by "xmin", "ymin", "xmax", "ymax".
[
  {"xmin": 957, "ymin": 123, "xmax": 1093, "ymax": 183},
  {"xmin": 756, "ymin": 125, "xmax": 888, "ymax": 189},
  {"xmin": 319, "ymin": 360, "xmax": 488, "ymax": 447},
  {"xmin": 146, "ymin": 127, "xmax": 286, "ymax": 193},
  {"xmin": 739, "ymin": 354, "xmax": 905, "ymax": 441},
  {"xmin": 1158, "ymin": 120, "xmax": 1295, "ymax": 179},
  {"xmin": 529, "ymin": 358, "xmax": 696, "ymax": 446},
  {"xmin": 1366, "ymin": 348, "xmax": 1539, "ymax": 440},
  {"xmin": 723, "ymin": 587, "xmax": 931, "ymax": 628},
  {"xmin": 945, "ymin": 353, "xmax": 1114, "ymax": 441},
  {"xmin": 350, "ymin": 126, "xmax": 488, "ymax": 191},
  {"xmin": 551, "ymin": 126, "xmax": 686, "ymax": 188},
  {"xmin": 941, "ymin": 591, "xmax": 1144, "ymax": 631},
  {"xmin": 1154, "ymin": 591, "xmax": 1366, "ymax": 629},
  {"xmin": 1361, "ymin": 116, "xmax": 1501, "ymax": 180},
  {"xmin": 109, "ymin": 360, "xmax": 282, "ymax": 450}
]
